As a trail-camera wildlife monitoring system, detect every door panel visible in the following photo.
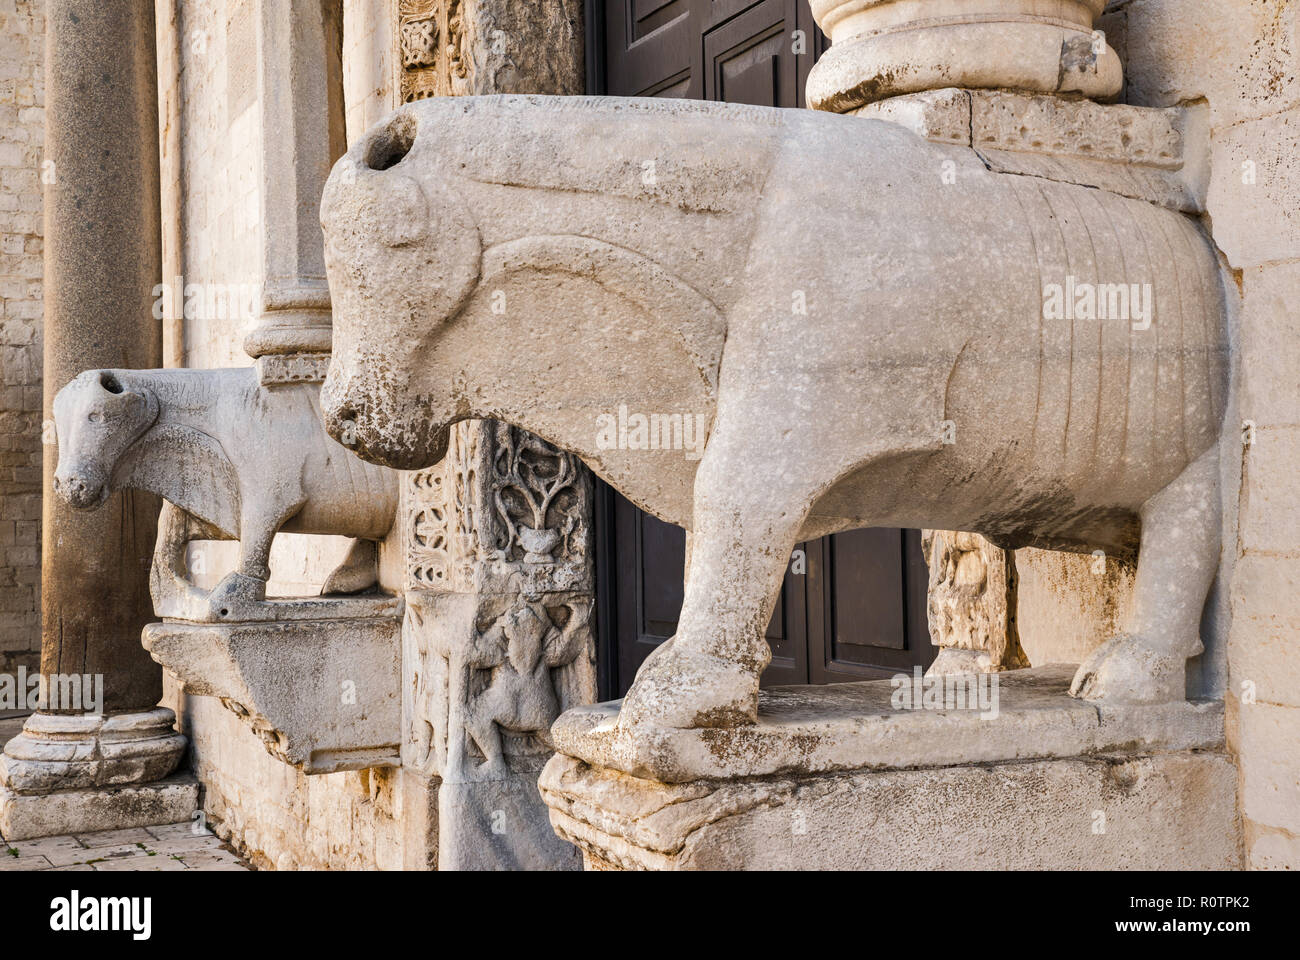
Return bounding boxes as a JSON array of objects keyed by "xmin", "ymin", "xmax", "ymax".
[
  {"xmin": 594, "ymin": 0, "xmax": 822, "ymax": 106},
  {"xmin": 611, "ymin": 494, "xmax": 809, "ymax": 694},
  {"xmin": 588, "ymin": 0, "xmax": 935, "ymax": 700}
]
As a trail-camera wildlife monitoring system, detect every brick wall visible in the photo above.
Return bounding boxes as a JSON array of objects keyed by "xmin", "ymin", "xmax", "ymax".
[{"xmin": 0, "ymin": 0, "xmax": 44, "ymax": 675}]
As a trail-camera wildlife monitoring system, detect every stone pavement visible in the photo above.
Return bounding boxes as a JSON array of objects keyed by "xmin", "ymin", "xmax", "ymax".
[{"xmin": 1, "ymin": 714, "xmax": 251, "ymax": 872}]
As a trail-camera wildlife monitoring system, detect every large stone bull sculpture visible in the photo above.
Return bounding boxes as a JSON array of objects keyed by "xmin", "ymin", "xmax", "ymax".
[
  {"xmin": 319, "ymin": 95, "xmax": 1230, "ymax": 735},
  {"xmin": 53, "ymin": 368, "xmax": 397, "ymax": 621}
]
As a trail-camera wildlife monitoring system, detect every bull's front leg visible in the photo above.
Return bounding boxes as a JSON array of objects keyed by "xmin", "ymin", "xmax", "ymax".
[
  {"xmin": 206, "ymin": 501, "xmax": 300, "ymax": 620},
  {"xmin": 617, "ymin": 435, "xmax": 813, "ymax": 732}
]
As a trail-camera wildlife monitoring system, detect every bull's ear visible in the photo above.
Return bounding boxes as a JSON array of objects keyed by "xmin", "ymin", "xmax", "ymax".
[
  {"xmin": 326, "ymin": 163, "xmax": 481, "ymax": 327},
  {"xmin": 106, "ymin": 382, "xmax": 159, "ymax": 426}
]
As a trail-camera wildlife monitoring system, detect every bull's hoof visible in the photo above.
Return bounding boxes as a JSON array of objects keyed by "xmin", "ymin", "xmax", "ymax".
[
  {"xmin": 618, "ymin": 644, "xmax": 760, "ymax": 732},
  {"xmin": 205, "ymin": 572, "xmax": 268, "ymax": 622},
  {"xmin": 1069, "ymin": 635, "xmax": 1186, "ymax": 704}
]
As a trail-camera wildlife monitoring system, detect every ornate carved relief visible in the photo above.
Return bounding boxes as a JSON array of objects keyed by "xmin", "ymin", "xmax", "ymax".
[
  {"xmin": 403, "ymin": 420, "xmax": 592, "ymax": 597},
  {"xmin": 398, "ymin": 1, "xmax": 440, "ymax": 102},
  {"xmin": 399, "ymin": 12, "xmax": 438, "ymax": 69},
  {"xmin": 490, "ymin": 423, "xmax": 581, "ymax": 565},
  {"xmin": 923, "ymin": 530, "xmax": 1028, "ymax": 674},
  {"xmin": 406, "ymin": 593, "xmax": 594, "ymax": 779}
]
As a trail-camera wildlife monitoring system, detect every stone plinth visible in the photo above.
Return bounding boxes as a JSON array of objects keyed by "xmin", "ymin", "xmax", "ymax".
[
  {"xmin": 548, "ymin": 665, "xmax": 1223, "ymax": 783},
  {"xmin": 541, "ymin": 666, "xmax": 1237, "ymax": 870},
  {"xmin": 542, "ymin": 750, "xmax": 1238, "ymax": 871},
  {"xmin": 855, "ymin": 87, "xmax": 1204, "ymax": 212},
  {"xmin": 0, "ymin": 775, "xmax": 199, "ymax": 842},
  {"xmin": 807, "ymin": 0, "xmax": 1122, "ymax": 113},
  {"xmin": 142, "ymin": 617, "xmax": 402, "ymax": 774},
  {"xmin": 0, "ymin": 708, "xmax": 192, "ymax": 842}
]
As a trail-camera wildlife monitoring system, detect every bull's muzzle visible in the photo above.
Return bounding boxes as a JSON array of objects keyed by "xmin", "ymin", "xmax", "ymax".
[
  {"xmin": 322, "ymin": 363, "xmax": 453, "ymax": 470},
  {"xmin": 52, "ymin": 469, "xmax": 108, "ymax": 509}
]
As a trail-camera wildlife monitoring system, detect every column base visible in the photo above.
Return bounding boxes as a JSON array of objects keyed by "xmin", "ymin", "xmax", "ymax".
[
  {"xmin": 0, "ymin": 708, "xmax": 186, "ymax": 794},
  {"xmin": 0, "ymin": 774, "xmax": 198, "ymax": 841}
]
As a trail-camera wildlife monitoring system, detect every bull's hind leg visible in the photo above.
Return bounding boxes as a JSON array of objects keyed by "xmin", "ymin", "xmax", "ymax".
[
  {"xmin": 1070, "ymin": 446, "xmax": 1221, "ymax": 703},
  {"xmin": 617, "ymin": 436, "xmax": 816, "ymax": 732},
  {"xmin": 322, "ymin": 538, "xmax": 379, "ymax": 595}
]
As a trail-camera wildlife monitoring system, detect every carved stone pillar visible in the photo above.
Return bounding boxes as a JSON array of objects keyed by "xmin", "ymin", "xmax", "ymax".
[
  {"xmin": 0, "ymin": 0, "xmax": 194, "ymax": 840},
  {"xmin": 922, "ymin": 531, "xmax": 1028, "ymax": 674},
  {"xmin": 243, "ymin": 0, "xmax": 347, "ymax": 380},
  {"xmin": 392, "ymin": 0, "xmax": 589, "ymax": 870},
  {"xmin": 404, "ymin": 423, "xmax": 594, "ymax": 869}
]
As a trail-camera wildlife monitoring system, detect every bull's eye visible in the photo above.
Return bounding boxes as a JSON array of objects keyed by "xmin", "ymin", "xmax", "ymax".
[{"xmin": 88, "ymin": 412, "xmax": 101, "ymax": 423}]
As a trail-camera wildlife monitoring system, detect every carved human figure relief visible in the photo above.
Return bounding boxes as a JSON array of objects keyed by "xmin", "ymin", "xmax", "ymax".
[
  {"xmin": 52, "ymin": 367, "xmax": 399, "ymax": 622},
  {"xmin": 461, "ymin": 599, "xmax": 590, "ymax": 774}
]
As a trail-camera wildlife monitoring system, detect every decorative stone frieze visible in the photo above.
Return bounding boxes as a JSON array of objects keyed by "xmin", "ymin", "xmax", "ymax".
[
  {"xmin": 255, "ymin": 351, "xmax": 333, "ymax": 386},
  {"xmin": 404, "ymin": 421, "xmax": 592, "ymax": 596},
  {"xmin": 807, "ymin": 0, "xmax": 1123, "ymax": 113}
]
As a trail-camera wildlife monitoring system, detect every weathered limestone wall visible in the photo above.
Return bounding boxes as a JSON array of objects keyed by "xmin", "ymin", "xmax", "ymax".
[
  {"xmin": 0, "ymin": 0, "xmax": 44, "ymax": 676},
  {"xmin": 165, "ymin": 675, "xmax": 432, "ymax": 870},
  {"xmin": 1100, "ymin": 0, "xmax": 1300, "ymax": 869}
]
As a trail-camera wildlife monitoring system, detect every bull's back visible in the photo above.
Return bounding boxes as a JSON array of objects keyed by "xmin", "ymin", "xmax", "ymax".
[{"xmin": 767, "ymin": 122, "xmax": 1228, "ymax": 545}]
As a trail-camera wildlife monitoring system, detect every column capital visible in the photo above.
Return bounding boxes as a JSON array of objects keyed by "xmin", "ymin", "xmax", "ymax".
[{"xmin": 807, "ymin": 0, "xmax": 1122, "ymax": 113}]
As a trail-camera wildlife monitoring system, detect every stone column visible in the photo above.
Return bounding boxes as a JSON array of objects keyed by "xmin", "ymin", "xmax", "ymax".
[
  {"xmin": 393, "ymin": 0, "xmax": 589, "ymax": 870},
  {"xmin": 0, "ymin": 0, "xmax": 192, "ymax": 840},
  {"xmin": 243, "ymin": 0, "xmax": 347, "ymax": 382},
  {"xmin": 806, "ymin": 0, "xmax": 1122, "ymax": 113}
]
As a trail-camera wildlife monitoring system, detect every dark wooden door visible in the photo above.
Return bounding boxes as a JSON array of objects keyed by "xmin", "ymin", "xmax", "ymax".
[{"xmin": 587, "ymin": 0, "xmax": 935, "ymax": 699}]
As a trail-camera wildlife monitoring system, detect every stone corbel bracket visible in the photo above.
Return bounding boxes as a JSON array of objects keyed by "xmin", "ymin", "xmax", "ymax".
[
  {"xmin": 856, "ymin": 88, "xmax": 1209, "ymax": 214},
  {"xmin": 142, "ymin": 616, "xmax": 402, "ymax": 774}
]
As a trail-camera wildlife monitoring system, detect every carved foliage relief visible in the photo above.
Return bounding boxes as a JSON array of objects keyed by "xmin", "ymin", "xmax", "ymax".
[{"xmin": 404, "ymin": 421, "xmax": 591, "ymax": 596}]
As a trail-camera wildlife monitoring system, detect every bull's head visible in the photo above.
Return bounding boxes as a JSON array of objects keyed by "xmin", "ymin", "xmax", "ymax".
[
  {"xmin": 320, "ymin": 107, "xmax": 482, "ymax": 470},
  {"xmin": 52, "ymin": 370, "xmax": 160, "ymax": 508}
]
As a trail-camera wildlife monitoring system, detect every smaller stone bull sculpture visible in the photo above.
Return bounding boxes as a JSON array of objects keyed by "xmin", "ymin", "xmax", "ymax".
[{"xmin": 53, "ymin": 368, "xmax": 398, "ymax": 622}]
